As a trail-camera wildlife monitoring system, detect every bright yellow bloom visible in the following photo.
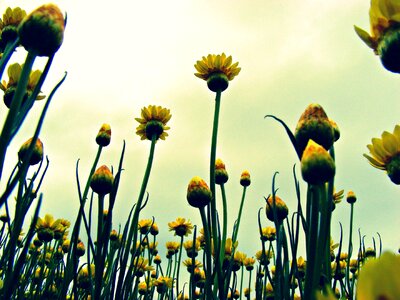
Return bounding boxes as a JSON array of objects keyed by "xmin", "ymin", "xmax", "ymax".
[
  {"xmin": 35, "ymin": 214, "xmax": 63, "ymax": 242},
  {"xmin": 194, "ymin": 53, "xmax": 240, "ymax": 81},
  {"xmin": 194, "ymin": 53, "xmax": 240, "ymax": 92},
  {"xmin": 357, "ymin": 252, "xmax": 400, "ymax": 300},
  {"xmin": 133, "ymin": 257, "xmax": 154, "ymax": 277},
  {"xmin": 154, "ymin": 276, "xmax": 173, "ymax": 294},
  {"xmin": 0, "ymin": 7, "xmax": 26, "ymax": 44},
  {"xmin": 355, "ymin": 0, "xmax": 400, "ymax": 53},
  {"xmin": 135, "ymin": 105, "xmax": 171, "ymax": 141},
  {"xmin": 364, "ymin": 125, "xmax": 400, "ymax": 184},
  {"xmin": 168, "ymin": 217, "xmax": 193, "ymax": 237}
]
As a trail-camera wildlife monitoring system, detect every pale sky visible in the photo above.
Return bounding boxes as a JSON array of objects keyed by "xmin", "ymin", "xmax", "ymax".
[{"xmin": 1, "ymin": 0, "xmax": 399, "ymax": 264}]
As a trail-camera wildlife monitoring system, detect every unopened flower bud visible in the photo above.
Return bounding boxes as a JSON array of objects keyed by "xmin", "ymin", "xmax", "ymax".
[
  {"xmin": 187, "ymin": 176, "xmax": 212, "ymax": 208},
  {"xmin": 265, "ymin": 195, "xmax": 289, "ymax": 222},
  {"xmin": 377, "ymin": 28, "xmax": 400, "ymax": 73},
  {"xmin": 215, "ymin": 158, "xmax": 228, "ymax": 185},
  {"xmin": 90, "ymin": 165, "xmax": 114, "ymax": 195},
  {"xmin": 95, "ymin": 123, "xmax": 111, "ymax": 147},
  {"xmin": 295, "ymin": 104, "xmax": 335, "ymax": 154},
  {"xmin": 76, "ymin": 241, "xmax": 85, "ymax": 257},
  {"xmin": 301, "ymin": 140, "xmax": 335, "ymax": 185},
  {"xmin": 346, "ymin": 190, "xmax": 357, "ymax": 204},
  {"xmin": 240, "ymin": 170, "xmax": 251, "ymax": 187},
  {"xmin": 18, "ymin": 4, "xmax": 64, "ymax": 56},
  {"xmin": 18, "ymin": 137, "xmax": 43, "ymax": 165}
]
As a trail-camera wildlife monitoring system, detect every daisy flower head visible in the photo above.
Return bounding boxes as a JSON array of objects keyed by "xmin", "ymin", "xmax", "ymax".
[
  {"xmin": 194, "ymin": 53, "xmax": 240, "ymax": 92},
  {"xmin": 135, "ymin": 105, "xmax": 171, "ymax": 141}
]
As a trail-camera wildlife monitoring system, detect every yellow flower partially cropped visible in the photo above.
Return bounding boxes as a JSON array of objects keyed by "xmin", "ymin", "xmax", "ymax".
[
  {"xmin": 355, "ymin": 0, "xmax": 400, "ymax": 72},
  {"xmin": 168, "ymin": 217, "xmax": 193, "ymax": 237},
  {"xmin": 135, "ymin": 105, "xmax": 171, "ymax": 141},
  {"xmin": 355, "ymin": 0, "xmax": 400, "ymax": 52},
  {"xmin": 194, "ymin": 53, "xmax": 240, "ymax": 92},
  {"xmin": 364, "ymin": 124, "xmax": 400, "ymax": 184},
  {"xmin": 357, "ymin": 252, "xmax": 400, "ymax": 300}
]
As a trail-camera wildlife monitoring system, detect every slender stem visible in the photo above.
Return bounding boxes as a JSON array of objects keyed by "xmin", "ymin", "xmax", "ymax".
[
  {"xmin": 94, "ymin": 194, "xmax": 105, "ymax": 299},
  {"xmin": 209, "ymin": 90, "xmax": 222, "ymax": 297},
  {"xmin": 175, "ymin": 235, "xmax": 184, "ymax": 297},
  {"xmin": 199, "ymin": 207, "xmax": 213, "ymax": 300},
  {"xmin": 116, "ymin": 134, "xmax": 157, "ymax": 297},
  {"xmin": 233, "ymin": 186, "xmax": 247, "ymax": 243},
  {"xmin": 219, "ymin": 184, "xmax": 228, "ymax": 271},
  {"xmin": 304, "ymin": 184, "xmax": 323, "ymax": 300},
  {"xmin": 346, "ymin": 202, "xmax": 354, "ymax": 298}
]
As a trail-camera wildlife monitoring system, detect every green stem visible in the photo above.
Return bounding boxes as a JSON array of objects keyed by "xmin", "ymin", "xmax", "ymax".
[
  {"xmin": 0, "ymin": 51, "xmax": 36, "ymax": 181},
  {"xmin": 209, "ymin": 90, "xmax": 222, "ymax": 298},
  {"xmin": 199, "ymin": 207, "xmax": 213, "ymax": 300},
  {"xmin": 219, "ymin": 184, "xmax": 228, "ymax": 272},
  {"xmin": 175, "ymin": 236, "xmax": 184, "ymax": 297},
  {"xmin": 233, "ymin": 186, "xmax": 247, "ymax": 243},
  {"xmin": 304, "ymin": 184, "xmax": 323, "ymax": 300},
  {"xmin": 94, "ymin": 193, "xmax": 105, "ymax": 299},
  {"xmin": 346, "ymin": 202, "xmax": 354, "ymax": 298},
  {"xmin": 117, "ymin": 134, "xmax": 157, "ymax": 297}
]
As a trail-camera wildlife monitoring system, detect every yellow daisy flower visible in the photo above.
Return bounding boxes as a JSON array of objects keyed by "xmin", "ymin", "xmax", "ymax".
[
  {"xmin": 134, "ymin": 105, "xmax": 171, "ymax": 141},
  {"xmin": 0, "ymin": 7, "xmax": 27, "ymax": 44},
  {"xmin": 0, "ymin": 63, "xmax": 45, "ymax": 108},
  {"xmin": 35, "ymin": 214, "xmax": 63, "ymax": 242},
  {"xmin": 168, "ymin": 217, "xmax": 193, "ymax": 237},
  {"xmin": 364, "ymin": 125, "xmax": 400, "ymax": 184},
  {"xmin": 194, "ymin": 53, "xmax": 241, "ymax": 92}
]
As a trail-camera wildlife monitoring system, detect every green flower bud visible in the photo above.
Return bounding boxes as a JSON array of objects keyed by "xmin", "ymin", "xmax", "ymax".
[
  {"xmin": 90, "ymin": 165, "xmax": 114, "ymax": 195},
  {"xmin": 301, "ymin": 139, "xmax": 335, "ymax": 185},
  {"xmin": 18, "ymin": 137, "xmax": 43, "ymax": 165},
  {"xmin": 265, "ymin": 195, "xmax": 289, "ymax": 222},
  {"xmin": 377, "ymin": 28, "xmax": 400, "ymax": 73},
  {"xmin": 295, "ymin": 104, "xmax": 335, "ymax": 154},
  {"xmin": 95, "ymin": 123, "xmax": 111, "ymax": 147},
  {"xmin": 346, "ymin": 190, "xmax": 357, "ymax": 204},
  {"xmin": 186, "ymin": 176, "xmax": 212, "ymax": 208},
  {"xmin": 18, "ymin": 4, "xmax": 64, "ymax": 56},
  {"xmin": 215, "ymin": 158, "xmax": 229, "ymax": 185},
  {"xmin": 240, "ymin": 170, "xmax": 251, "ymax": 187}
]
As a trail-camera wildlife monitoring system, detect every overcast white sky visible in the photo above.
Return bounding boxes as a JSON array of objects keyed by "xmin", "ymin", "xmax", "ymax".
[{"xmin": 1, "ymin": 0, "xmax": 399, "ymax": 261}]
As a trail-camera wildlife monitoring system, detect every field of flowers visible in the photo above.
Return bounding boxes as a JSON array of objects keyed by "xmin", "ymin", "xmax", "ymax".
[{"xmin": 0, "ymin": 1, "xmax": 400, "ymax": 300}]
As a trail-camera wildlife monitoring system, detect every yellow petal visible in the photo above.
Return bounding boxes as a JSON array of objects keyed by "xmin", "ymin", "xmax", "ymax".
[
  {"xmin": 381, "ymin": 131, "xmax": 400, "ymax": 154},
  {"xmin": 363, "ymin": 154, "xmax": 386, "ymax": 170},
  {"xmin": 371, "ymin": 138, "xmax": 390, "ymax": 160},
  {"xmin": 354, "ymin": 26, "xmax": 375, "ymax": 49}
]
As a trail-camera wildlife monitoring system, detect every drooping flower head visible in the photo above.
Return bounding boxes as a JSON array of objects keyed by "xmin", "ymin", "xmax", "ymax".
[
  {"xmin": 364, "ymin": 124, "xmax": 400, "ymax": 184},
  {"xmin": 135, "ymin": 105, "xmax": 171, "ymax": 141},
  {"xmin": 168, "ymin": 217, "xmax": 193, "ymax": 237},
  {"xmin": 0, "ymin": 7, "xmax": 27, "ymax": 45},
  {"xmin": 355, "ymin": 0, "xmax": 400, "ymax": 72},
  {"xmin": 194, "ymin": 53, "xmax": 241, "ymax": 92}
]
